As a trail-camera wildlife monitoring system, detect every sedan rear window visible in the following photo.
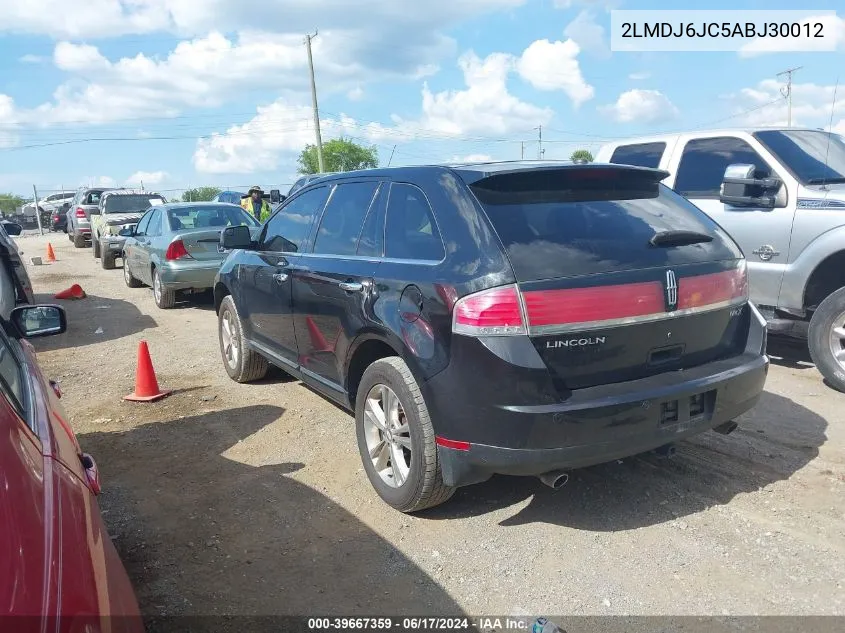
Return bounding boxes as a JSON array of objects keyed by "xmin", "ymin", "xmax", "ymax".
[
  {"xmin": 167, "ymin": 205, "xmax": 259, "ymax": 231},
  {"xmin": 470, "ymin": 168, "xmax": 740, "ymax": 280},
  {"xmin": 104, "ymin": 195, "xmax": 164, "ymax": 213}
]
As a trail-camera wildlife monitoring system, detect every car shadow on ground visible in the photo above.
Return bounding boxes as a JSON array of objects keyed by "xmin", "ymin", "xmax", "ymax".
[
  {"xmin": 30, "ymin": 293, "xmax": 158, "ymax": 351},
  {"xmin": 82, "ymin": 405, "xmax": 462, "ymax": 630},
  {"xmin": 766, "ymin": 335, "xmax": 815, "ymax": 370},
  {"xmin": 423, "ymin": 392, "xmax": 826, "ymax": 530}
]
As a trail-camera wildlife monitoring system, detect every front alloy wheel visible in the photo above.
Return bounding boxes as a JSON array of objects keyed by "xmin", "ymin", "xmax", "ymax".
[
  {"xmin": 363, "ymin": 384, "xmax": 413, "ymax": 488},
  {"xmin": 808, "ymin": 286, "xmax": 845, "ymax": 393}
]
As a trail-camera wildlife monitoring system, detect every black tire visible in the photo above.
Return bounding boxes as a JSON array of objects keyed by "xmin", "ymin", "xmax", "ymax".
[
  {"xmin": 92, "ymin": 235, "xmax": 101, "ymax": 258},
  {"xmin": 355, "ymin": 357, "xmax": 455, "ymax": 513},
  {"xmin": 808, "ymin": 286, "xmax": 845, "ymax": 393},
  {"xmin": 101, "ymin": 250, "xmax": 115, "ymax": 270},
  {"xmin": 217, "ymin": 295, "xmax": 268, "ymax": 382},
  {"xmin": 123, "ymin": 260, "xmax": 142, "ymax": 288},
  {"xmin": 152, "ymin": 268, "xmax": 176, "ymax": 309},
  {"xmin": 73, "ymin": 232, "xmax": 86, "ymax": 248}
]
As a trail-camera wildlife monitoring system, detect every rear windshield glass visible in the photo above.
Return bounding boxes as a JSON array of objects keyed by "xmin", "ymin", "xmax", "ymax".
[
  {"xmin": 104, "ymin": 195, "xmax": 164, "ymax": 213},
  {"xmin": 470, "ymin": 168, "xmax": 739, "ymax": 280},
  {"xmin": 167, "ymin": 205, "xmax": 259, "ymax": 230}
]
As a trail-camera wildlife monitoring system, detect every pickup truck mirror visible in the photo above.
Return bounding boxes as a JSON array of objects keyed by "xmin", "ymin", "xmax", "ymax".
[
  {"xmin": 221, "ymin": 225, "xmax": 253, "ymax": 250},
  {"xmin": 720, "ymin": 163, "xmax": 782, "ymax": 208},
  {"xmin": 118, "ymin": 226, "xmax": 136, "ymax": 237},
  {"xmin": 269, "ymin": 189, "xmax": 283, "ymax": 203}
]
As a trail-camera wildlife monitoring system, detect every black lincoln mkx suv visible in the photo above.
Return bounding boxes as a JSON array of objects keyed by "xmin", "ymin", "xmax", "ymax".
[{"xmin": 213, "ymin": 162, "xmax": 769, "ymax": 512}]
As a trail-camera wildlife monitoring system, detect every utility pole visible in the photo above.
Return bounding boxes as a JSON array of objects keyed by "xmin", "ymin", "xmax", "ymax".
[
  {"xmin": 521, "ymin": 141, "xmax": 525, "ymax": 160},
  {"xmin": 305, "ymin": 31, "xmax": 325, "ymax": 173},
  {"xmin": 777, "ymin": 66, "xmax": 802, "ymax": 127},
  {"xmin": 32, "ymin": 185, "xmax": 44, "ymax": 236},
  {"xmin": 535, "ymin": 125, "xmax": 544, "ymax": 159}
]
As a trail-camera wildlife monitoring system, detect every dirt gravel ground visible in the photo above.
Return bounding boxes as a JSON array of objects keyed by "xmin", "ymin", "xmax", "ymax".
[{"xmin": 17, "ymin": 232, "xmax": 845, "ymax": 622}]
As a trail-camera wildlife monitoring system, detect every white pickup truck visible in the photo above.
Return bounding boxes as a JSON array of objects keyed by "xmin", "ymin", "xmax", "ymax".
[{"xmin": 597, "ymin": 127, "xmax": 845, "ymax": 391}]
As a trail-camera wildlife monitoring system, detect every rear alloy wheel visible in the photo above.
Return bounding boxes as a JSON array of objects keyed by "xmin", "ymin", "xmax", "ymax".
[
  {"xmin": 152, "ymin": 268, "xmax": 175, "ymax": 309},
  {"xmin": 123, "ymin": 260, "xmax": 142, "ymax": 288},
  {"xmin": 218, "ymin": 295, "xmax": 268, "ymax": 382},
  {"xmin": 808, "ymin": 286, "xmax": 845, "ymax": 393},
  {"xmin": 355, "ymin": 357, "xmax": 455, "ymax": 512}
]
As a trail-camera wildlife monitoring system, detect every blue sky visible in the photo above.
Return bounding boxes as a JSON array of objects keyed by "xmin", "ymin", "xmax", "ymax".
[{"xmin": 0, "ymin": 0, "xmax": 843, "ymax": 198}]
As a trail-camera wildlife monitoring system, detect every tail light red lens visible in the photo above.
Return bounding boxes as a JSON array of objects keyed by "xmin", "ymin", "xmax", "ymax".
[
  {"xmin": 75, "ymin": 207, "xmax": 86, "ymax": 218},
  {"xmin": 523, "ymin": 281, "xmax": 664, "ymax": 327},
  {"xmin": 452, "ymin": 284, "xmax": 525, "ymax": 336},
  {"xmin": 165, "ymin": 239, "xmax": 192, "ymax": 261},
  {"xmin": 678, "ymin": 261, "xmax": 748, "ymax": 309}
]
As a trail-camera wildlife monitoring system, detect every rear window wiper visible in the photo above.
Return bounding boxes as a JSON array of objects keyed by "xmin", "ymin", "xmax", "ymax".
[{"xmin": 649, "ymin": 230, "xmax": 714, "ymax": 248}]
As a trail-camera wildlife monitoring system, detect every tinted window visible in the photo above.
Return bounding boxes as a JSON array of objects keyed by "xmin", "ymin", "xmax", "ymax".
[
  {"xmin": 471, "ymin": 168, "xmax": 740, "ymax": 280},
  {"xmin": 357, "ymin": 185, "xmax": 387, "ymax": 257},
  {"xmin": 104, "ymin": 194, "xmax": 164, "ymax": 213},
  {"xmin": 313, "ymin": 182, "xmax": 378, "ymax": 256},
  {"xmin": 755, "ymin": 130, "xmax": 845, "ymax": 185},
  {"xmin": 0, "ymin": 334, "xmax": 25, "ymax": 422},
  {"xmin": 675, "ymin": 137, "xmax": 771, "ymax": 198},
  {"xmin": 610, "ymin": 142, "xmax": 666, "ymax": 168},
  {"xmin": 134, "ymin": 210, "xmax": 153, "ymax": 236},
  {"xmin": 85, "ymin": 190, "xmax": 104, "ymax": 205},
  {"xmin": 263, "ymin": 186, "xmax": 329, "ymax": 252},
  {"xmin": 385, "ymin": 183, "xmax": 445, "ymax": 261},
  {"xmin": 146, "ymin": 210, "xmax": 162, "ymax": 237},
  {"xmin": 168, "ymin": 205, "xmax": 258, "ymax": 231}
]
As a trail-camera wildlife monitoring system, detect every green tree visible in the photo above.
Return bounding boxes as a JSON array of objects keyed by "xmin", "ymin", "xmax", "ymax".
[
  {"xmin": 570, "ymin": 149, "xmax": 593, "ymax": 163},
  {"xmin": 297, "ymin": 138, "xmax": 379, "ymax": 175},
  {"xmin": 181, "ymin": 186, "xmax": 222, "ymax": 202},
  {"xmin": 0, "ymin": 192, "xmax": 28, "ymax": 215}
]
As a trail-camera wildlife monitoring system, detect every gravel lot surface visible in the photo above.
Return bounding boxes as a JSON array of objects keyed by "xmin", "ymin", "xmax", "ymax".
[{"xmin": 18, "ymin": 232, "xmax": 845, "ymax": 624}]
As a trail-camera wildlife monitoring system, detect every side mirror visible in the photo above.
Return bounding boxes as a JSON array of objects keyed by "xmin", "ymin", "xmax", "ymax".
[
  {"xmin": 270, "ymin": 189, "xmax": 282, "ymax": 204},
  {"xmin": 221, "ymin": 225, "xmax": 253, "ymax": 250},
  {"xmin": 2, "ymin": 222, "xmax": 23, "ymax": 236},
  {"xmin": 118, "ymin": 226, "xmax": 136, "ymax": 237},
  {"xmin": 10, "ymin": 305, "xmax": 67, "ymax": 338},
  {"xmin": 720, "ymin": 164, "xmax": 781, "ymax": 208}
]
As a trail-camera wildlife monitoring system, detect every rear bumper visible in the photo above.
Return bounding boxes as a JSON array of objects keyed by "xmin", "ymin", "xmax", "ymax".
[
  {"xmin": 437, "ymin": 353, "xmax": 768, "ymax": 487},
  {"xmin": 425, "ymin": 304, "xmax": 770, "ymax": 488},
  {"xmin": 159, "ymin": 261, "xmax": 221, "ymax": 291}
]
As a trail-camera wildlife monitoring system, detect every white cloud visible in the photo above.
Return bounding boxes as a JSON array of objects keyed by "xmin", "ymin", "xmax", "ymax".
[
  {"xmin": 347, "ymin": 86, "xmax": 365, "ymax": 101},
  {"xmin": 731, "ymin": 79, "xmax": 845, "ymax": 128},
  {"xmin": 554, "ymin": 0, "xmax": 618, "ymax": 8},
  {"xmin": 194, "ymin": 49, "xmax": 552, "ymax": 173},
  {"xmin": 516, "ymin": 39, "xmax": 594, "ymax": 107},
  {"xmin": 600, "ymin": 89, "xmax": 679, "ymax": 124},
  {"xmin": 450, "ymin": 153, "xmax": 494, "ymax": 163},
  {"xmin": 739, "ymin": 14, "xmax": 845, "ymax": 57},
  {"xmin": 127, "ymin": 170, "xmax": 168, "ymax": 185},
  {"xmin": 563, "ymin": 10, "xmax": 609, "ymax": 58},
  {"xmin": 19, "ymin": 54, "xmax": 45, "ymax": 64},
  {"xmin": 629, "ymin": 71, "xmax": 651, "ymax": 81}
]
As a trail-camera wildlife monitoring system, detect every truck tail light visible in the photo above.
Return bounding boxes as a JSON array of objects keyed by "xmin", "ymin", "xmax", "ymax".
[{"xmin": 452, "ymin": 284, "xmax": 526, "ymax": 336}]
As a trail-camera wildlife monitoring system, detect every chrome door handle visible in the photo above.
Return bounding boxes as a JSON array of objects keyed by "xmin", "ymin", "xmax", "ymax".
[
  {"xmin": 272, "ymin": 272, "xmax": 289, "ymax": 284},
  {"xmin": 338, "ymin": 281, "xmax": 363, "ymax": 292}
]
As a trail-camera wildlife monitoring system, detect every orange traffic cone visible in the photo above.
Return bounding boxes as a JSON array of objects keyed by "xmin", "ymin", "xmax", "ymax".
[
  {"xmin": 54, "ymin": 284, "xmax": 86, "ymax": 300},
  {"xmin": 46, "ymin": 242, "xmax": 57, "ymax": 262},
  {"xmin": 305, "ymin": 316, "xmax": 334, "ymax": 353},
  {"xmin": 124, "ymin": 340, "xmax": 171, "ymax": 402}
]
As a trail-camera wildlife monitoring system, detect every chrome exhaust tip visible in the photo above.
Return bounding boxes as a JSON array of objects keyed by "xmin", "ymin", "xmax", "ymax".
[
  {"xmin": 538, "ymin": 470, "xmax": 569, "ymax": 489},
  {"xmin": 653, "ymin": 443, "xmax": 677, "ymax": 458}
]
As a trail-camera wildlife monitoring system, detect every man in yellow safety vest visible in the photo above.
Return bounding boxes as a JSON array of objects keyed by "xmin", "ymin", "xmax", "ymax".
[{"xmin": 241, "ymin": 185, "xmax": 272, "ymax": 222}]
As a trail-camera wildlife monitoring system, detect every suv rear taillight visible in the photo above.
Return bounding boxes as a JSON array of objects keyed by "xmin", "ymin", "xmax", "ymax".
[
  {"xmin": 75, "ymin": 207, "xmax": 86, "ymax": 218},
  {"xmin": 452, "ymin": 284, "xmax": 526, "ymax": 336},
  {"xmin": 165, "ymin": 239, "xmax": 192, "ymax": 261},
  {"xmin": 678, "ymin": 260, "xmax": 747, "ymax": 309}
]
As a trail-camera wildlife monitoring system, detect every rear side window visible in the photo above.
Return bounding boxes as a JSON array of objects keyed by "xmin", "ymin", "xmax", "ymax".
[
  {"xmin": 610, "ymin": 142, "xmax": 666, "ymax": 168},
  {"xmin": 263, "ymin": 186, "xmax": 329, "ymax": 252},
  {"xmin": 385, "ymin": 183, "xmax": 445, "ymax": 261},
  {"xmin": 313, "ymin": 182, "xmax": 379, "ymax": 256},
  {"xmin": 674, "ymin": 137, "xmax": 772, "ymax": 198},
  {"xmin": 471, "ymin": 168, "xmax": 739, "ymax": 280}
]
